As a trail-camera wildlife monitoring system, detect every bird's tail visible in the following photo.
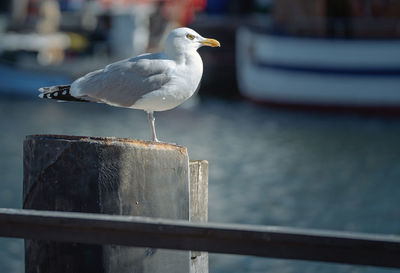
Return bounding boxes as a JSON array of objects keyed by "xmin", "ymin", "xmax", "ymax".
[{"xmin": 38, "ymin": 85, "xmax": 88, "ymax": 102}]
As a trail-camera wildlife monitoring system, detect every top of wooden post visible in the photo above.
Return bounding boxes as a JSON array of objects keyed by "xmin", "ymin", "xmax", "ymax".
[{"xmin": 25, "ymin": 134, "xmax": 187, "ymax": 155}]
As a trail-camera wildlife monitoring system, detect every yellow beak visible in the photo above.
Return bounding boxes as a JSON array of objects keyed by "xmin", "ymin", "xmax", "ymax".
[{"xmin": 201, "ymin": 38, "xmax": 221, "ymax": 47}]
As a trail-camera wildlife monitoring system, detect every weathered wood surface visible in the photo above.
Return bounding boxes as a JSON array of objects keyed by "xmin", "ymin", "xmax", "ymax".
[
  {"xmin": 23, "ymin": 134, "xmax": 192, "ymax": 273},
  {"xmin": 189, "ymin": 160, "xmax": 208, "ymax": 273},
  {"xmin": 1, "ymin": 208, "xmax": 400, "ymax": 269}
]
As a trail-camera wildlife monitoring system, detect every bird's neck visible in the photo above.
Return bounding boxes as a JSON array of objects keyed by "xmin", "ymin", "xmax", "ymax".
[{"xmin": 165, "ymin": 49, "xmax": 199, "ymax": 65}]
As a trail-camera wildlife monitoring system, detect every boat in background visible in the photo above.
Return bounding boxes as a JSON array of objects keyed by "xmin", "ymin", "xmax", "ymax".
[{"xmin": 236, "ymin": 0, "xmax": 400, "ymax": 112}]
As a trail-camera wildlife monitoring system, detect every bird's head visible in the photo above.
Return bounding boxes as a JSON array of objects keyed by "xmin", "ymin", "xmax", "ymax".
[{"xmin": 164, "ymin": 27, "xmax": 220, "ymax": 57}]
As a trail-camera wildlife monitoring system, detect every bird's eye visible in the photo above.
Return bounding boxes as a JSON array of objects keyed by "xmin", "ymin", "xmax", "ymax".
[{"xmin": 186, "ymin": 34, "xmax": 195, "ymax": 40}]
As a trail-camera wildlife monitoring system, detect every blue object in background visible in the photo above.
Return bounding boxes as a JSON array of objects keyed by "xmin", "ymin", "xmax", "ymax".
[
  {"xmin": 58, "ymin": 0, "xmax": 83, "ymax": 11},
  {"xmin": 0, "ymin": 63, "xmax": 70, "ymax": 98},
  {"xmin": 205, "ymin": 0, "xmax": 228, "ymax": 14}
]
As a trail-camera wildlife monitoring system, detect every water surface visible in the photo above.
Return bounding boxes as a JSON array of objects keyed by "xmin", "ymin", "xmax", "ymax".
[{"xmin": 0, "ymin": 97, "xmax": 399, "ymax": 273}]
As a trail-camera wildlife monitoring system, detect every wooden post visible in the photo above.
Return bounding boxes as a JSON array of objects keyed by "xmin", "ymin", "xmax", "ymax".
[{"xmin": 23, "ymin": 134, "xmax": 208, "ymax": 273}]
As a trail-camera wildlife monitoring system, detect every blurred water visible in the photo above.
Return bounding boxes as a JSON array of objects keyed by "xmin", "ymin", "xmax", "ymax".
[{"xmin": 0, "ymin": 96, "xmax": 399, "ymax": 273}]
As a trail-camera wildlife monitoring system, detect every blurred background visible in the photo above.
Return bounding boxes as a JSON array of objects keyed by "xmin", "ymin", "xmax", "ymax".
[{"xmin": 1, "ymin": 0, "xmax": 400, "ymax": 272}]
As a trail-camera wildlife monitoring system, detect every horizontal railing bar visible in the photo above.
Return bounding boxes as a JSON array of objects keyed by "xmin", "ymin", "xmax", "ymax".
[{"xmin": 0, "ymin": 208, "xmax": 399, "ymax": 268}]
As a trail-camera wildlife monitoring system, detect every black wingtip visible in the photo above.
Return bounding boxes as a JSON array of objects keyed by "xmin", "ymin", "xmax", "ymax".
[{"xmin": 38, "ymin": 85, "xmax": 88, "ymax": 102}]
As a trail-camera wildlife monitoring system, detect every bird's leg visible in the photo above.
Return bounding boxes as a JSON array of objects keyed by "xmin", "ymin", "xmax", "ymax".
[{"xmin": 147, "ymin": 111, "xmax": 159, "ymax": 142}]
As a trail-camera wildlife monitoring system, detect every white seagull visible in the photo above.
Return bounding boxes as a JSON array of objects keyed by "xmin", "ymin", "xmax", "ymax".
[{"xmin": 39, "ymin": 27, "xmax": 220, "ymax": 142}]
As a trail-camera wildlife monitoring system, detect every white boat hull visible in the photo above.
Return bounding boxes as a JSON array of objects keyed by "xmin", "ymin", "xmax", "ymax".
[{"xmin": 236, "ymin": 27, "xmax": 400, "ymax": 108}]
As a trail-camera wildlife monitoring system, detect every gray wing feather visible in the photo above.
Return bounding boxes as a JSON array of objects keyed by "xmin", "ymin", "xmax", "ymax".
[{"xmin": 71, "ymin": 53, "xmax": 173, "ymax": 107}]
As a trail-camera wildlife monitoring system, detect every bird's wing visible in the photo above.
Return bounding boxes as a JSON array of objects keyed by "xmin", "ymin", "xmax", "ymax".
[{"xmin": 70, "ymin": 53, "xmax": 174, "ymax": 107}]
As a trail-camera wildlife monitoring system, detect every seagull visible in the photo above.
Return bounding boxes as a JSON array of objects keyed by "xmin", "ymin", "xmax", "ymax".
[{"xmin": 39, "ymin": 27, "xmax": 220, "ymax": 142}]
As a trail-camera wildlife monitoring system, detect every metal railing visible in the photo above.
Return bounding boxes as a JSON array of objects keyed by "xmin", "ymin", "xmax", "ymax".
[{"xmin": 0, "ymin": 208, "xmax": 399, "ymax": 269}]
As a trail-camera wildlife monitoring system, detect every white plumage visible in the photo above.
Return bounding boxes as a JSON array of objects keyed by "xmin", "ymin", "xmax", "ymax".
[{"xmin": 39, "ymin": 27, "xmax": 220, "ymax": 142}]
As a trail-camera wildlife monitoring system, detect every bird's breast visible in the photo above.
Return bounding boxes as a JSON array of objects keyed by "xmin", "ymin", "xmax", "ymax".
[
  {"xmin": 130, "ymin": 53, "xmax": 203, "ymax": 112},
  {"xmin": 179, "ymin": 53, "xmax": 203, "ymax": 91}
]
